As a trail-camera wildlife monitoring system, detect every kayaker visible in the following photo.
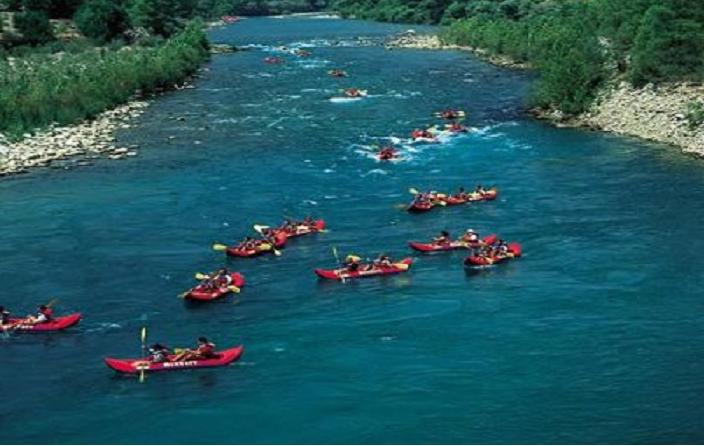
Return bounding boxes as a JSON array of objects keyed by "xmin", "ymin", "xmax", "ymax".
[
  {"xmin": 475, "ymin": 184, "xmax": 487, "ymax": 195},
  {"xmin": 433, "ymin": 231, "xmax": 451, "ymax": 244},
  {"xmin": 148, "ymin": 343, "xmax": 171, "ymax": 363},
  {"xmin": 461, "ymin": 229, "xmax": 479, "ymax": 244},
  {"xmin": 241, "ymin": 236, "xmax": 256, "ymax": 250},
  {"xmin": 172, "ymin": 337, "xmax": 217, "ymax": 362},
  {"xmin": 455, "ymin": 186, "xmax": 468, "ymax": 199},
  {"xmin": 374, "ymin": 254, "xmax": 393, "ymax": 268},
  {"xmin": 344, "ymin": 88, "xmax": 361, "ymax": 98},
  {"xmin": 344, "ymin": 254, "xmax": 362, "ymax": 272},
  {"xmin": 448, "ymin": 122, "xmax": 465, "ymax": 133},
  {"xmin": 21, "ymin": 305, "xmax": 53, "ymax": 326},
  {"xmin": 213, "ymin": 268, "xmax": 232, "ymax": 287}
]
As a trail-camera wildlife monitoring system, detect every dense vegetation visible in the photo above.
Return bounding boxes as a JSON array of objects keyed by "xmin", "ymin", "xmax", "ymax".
[
  {"xmin": 332, "ymin": 0, "xmax": 704, "ymax": 114},
  {"xmin": 0, "ymin": 22, "xmax": 209, "ymax": 138}
]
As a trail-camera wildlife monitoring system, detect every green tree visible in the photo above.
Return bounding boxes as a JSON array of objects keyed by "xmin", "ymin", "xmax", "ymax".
[
  {"xmin": 128, "ymin": 0, "xmax": 180, "ymax": 37},
  {"xmin": 15, "ymin": 10, "xmax": 54, "ymax": 45},
  {"xmin": 74, "ymin": 0, "xmax": 128, "ymax": 42}
]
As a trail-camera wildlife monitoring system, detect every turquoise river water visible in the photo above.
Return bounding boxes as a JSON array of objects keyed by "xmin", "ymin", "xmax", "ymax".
[{"xmin": 1, "ymin": 15, "xmax": 704, "ymax": 444}]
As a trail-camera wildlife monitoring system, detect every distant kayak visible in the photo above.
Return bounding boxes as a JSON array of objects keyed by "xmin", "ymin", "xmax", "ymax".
[
  {"xmin": 105, "ymin": 346, "xmax": 244, "ymax": 375},
  {"xmin": 409, "ymin": 234, "xmax": 497, "ymax": 252},
  {"xmin": 184, "ymin": 273, "xmax": 245, "ymax": 302},
  {"xmin": 464, "ymin": 243, "xmax": 522, "ymax": 267},
  {"xmin": 315, "ymin": 258, "xmax": 413, "ymax": 281},
  {"xmin": 225, "ymin": 233, "xmax": 287, "ymax": 258},
  {"xmin": 407, "ymin": 200, "xmax": 435, "ymax": 213},
  {"xmin": 5, "ymin": 313, "xmax": 82, "ymax": 332},
  {"xmin": 274, "ymin": 219, "xmax": 325, "ymax": 239}
]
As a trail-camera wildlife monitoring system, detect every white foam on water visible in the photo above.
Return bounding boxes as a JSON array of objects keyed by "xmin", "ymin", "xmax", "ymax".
[{"xmin": 329, "ymin": 97, "xmax": 364, "ymax": 104}]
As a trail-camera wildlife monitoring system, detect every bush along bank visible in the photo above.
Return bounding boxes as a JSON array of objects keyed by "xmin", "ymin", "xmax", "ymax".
[{"xmin": 0, "ymin": 22, "xmax": 210, "ymax": 176}]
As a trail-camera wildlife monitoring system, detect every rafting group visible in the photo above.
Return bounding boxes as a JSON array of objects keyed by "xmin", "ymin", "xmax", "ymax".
[
  {"xmin": 408, "ymin": 185, "xmax": 497, "ymax": 212},
  {"xmin": 1, "ymin": 46, "xmax": 523, "ymax": 382}
]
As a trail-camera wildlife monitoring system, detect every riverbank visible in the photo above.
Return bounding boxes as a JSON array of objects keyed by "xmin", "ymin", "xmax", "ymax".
[
  {"xmin": 0, "ymin": 100, "xmax": 149, "ymax": 176},
  {"xmin": 386, "ymin": 31, "xmax": 704, "ymax": 158},
  {"xmin": 542, "ymin": 82, "xmax": 704, "ymax": 158},
  {"xmin": 0, "ymin": 23, "xmax": 211, "ymax": 178},
  {"xmin": 385, "ymin": 31, "xmax": 529, "ymax": 70}
]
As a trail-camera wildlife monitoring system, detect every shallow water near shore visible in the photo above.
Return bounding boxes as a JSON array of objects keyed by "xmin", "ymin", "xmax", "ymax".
[{"xmin": 2, "ymin": 16, "xmax": 704, "ymax": 444}]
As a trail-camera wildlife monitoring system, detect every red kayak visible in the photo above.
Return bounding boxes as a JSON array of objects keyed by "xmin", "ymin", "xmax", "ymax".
[
  {"xmin": 5, "ymin": 313, "xmax": 82, "ymax": 332},
  {"xmin": 441, "ymin": 195, "xmax": 468, "ymax": 206},
  {"xmin": 184, "ymin": 273, "xmax": 245, "ymax": 302},
  {"xmin": 468, "ymin": 189, "xmax": 498, "ymax": 202},
  {"xmin": 226, "ymin": 233, "xmax": 287, "ymax": 258},
  {"xmin": 464, "ymin": 243, "xmax": 522, "ymax": 266},
  {"xmin": 274, "ymin": 219, "xmax": 325, "ymax": 239},
  {"xmin": 407, "ymin": 201, "xmax": 434, "ymax": 213},
  {"xmin": 409, "ymin": 234, "xmax": 498, "ymax": 252},
  {"xmin": 105, "ymin": 346, "xmax": 244, "ymax": 375},
  {"xmin": 315, "ymin": 258, "xmax": 413, "ymax": 281}
]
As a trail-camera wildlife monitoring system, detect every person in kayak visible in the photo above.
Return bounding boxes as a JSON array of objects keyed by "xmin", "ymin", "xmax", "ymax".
[
  {"xmin": 328, "ymin": 69, "xmax": 347, "ymax": 77},
  {"xmin": 461, "ymin": 229, "xmax": 479, "ymax": 244},
  {"xmin": 455, "ymin": 186, "xmax": 469, "ymax": 200},
  {"xmin": 433, "ymin": 231, "xmax": 451, "ymax": 244},
  {"xmin": 448, "ymin": 122, "xmax": 466, "ymax": 133},
  {"xmin": 344, "ymin": 88, "xmax": 362, "ymax": 98},
  {"xmin": 21, "ymin": 305, "xmax": 53, "ymax": 326},
  {"xmin": 373, "ymin": 254, "xmax": 393, "ymax": 269},
  {"xmin": 378, "ymin": 146, "xmax": 397, "ymax": 160},
  {"xmin": 172, "ymin": 337, "xmax": 217, "ymax": 362},
  {"xmin": 212, "ymin": 268, "xmax": 232, "ymax": 287},
  {"xmin": 440, "ymin": 109, "xmax": 463, "ymax": 120},
  {"xmin": 344, "ymin": 255, "xmax": 362, "ymax": 272},
  {"xmin": 240, "ymin": 236, "xmax": 256, "ymax": 250},
  {"xmin": 411, "ymin": 129, "xmax": 434, "ymax": 139},
  {"xmin": 148, "ymin": 343, "xmax": 171, "ymax": 363}
]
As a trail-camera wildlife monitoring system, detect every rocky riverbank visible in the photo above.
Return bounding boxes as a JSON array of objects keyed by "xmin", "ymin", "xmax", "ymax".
[
  {"xmin": 535, "ymin": 82, "xmax": 704, "ymax": 158},
  {"xmin": 0, "ymin": 100, "xmax": 149, "ymax": 177},
  {"xmin": 385, "ymin": 31, "xmax": 530, "ymax": 70}
]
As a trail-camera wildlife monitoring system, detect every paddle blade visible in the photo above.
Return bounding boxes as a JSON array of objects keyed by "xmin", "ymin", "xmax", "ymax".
[
  {"xmin": 228, "ymin": 286, "xmax": 241, "ymax": 294},
  {"xmin": 140, "ymin": 327, "xmax": 147, "ymax": 344},
  {"xmin": 45, "ymin": 298, "xmax": 59, "ymax": 309},
  {"xmin": 195, "ymin": 273, "xmax": 208, "ymax": 280},
  {"xmin": 212, "ymin": 243, "xmax": 228, "ymax": 251},
  {"xmin": 408, "ymin": 187, "xmax": 419, "ymax": 195},
  {"xmin": 253, "ymin": 225, "xmax": 269, "ymax": 234}
]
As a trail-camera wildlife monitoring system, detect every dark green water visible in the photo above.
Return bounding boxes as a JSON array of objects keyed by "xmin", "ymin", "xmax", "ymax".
[{"xmin": 1, "ymin": 15, "xmax": 703, "ymax": 444}]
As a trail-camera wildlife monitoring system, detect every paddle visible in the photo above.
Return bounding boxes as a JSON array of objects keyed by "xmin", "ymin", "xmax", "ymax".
[
  {"xmin": 212, "ymin": 243, "xmax": 228, "ymax": 251},
  {"xmin": 331, "ymin": 247, "xmax": 346, "ymax": 284},
  {"xmin": 254, "ymin": 225, "xmax": 282, "ymax": 256},
  {"xmin": 139, "ymin": 327, "xmax": 147, "ymax": 383}
]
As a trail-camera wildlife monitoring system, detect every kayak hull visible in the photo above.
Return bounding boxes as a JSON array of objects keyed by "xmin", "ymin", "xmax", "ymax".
[
  {"xmin": 407, "ymin": 202, "xmax": 434, "ymax": 213},
  {"xmin": 6, "ymin": 313, "xmax": 82, "ymax": 332},
  {"xmin": 105, "ymin": 346, "xmax": 244, "ymax": 375},
  {"xmin": 185, "ymin": 273, "xmax": 245, "ymax": 302},
  {"xmin": 315, "ymin": 258, "xmax": 413, "ymax": 281}
]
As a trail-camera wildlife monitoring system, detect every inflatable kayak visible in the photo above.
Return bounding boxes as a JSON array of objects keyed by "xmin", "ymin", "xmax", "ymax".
[
  {"xmin": 315, "ymin": 258, "xmax": 413, "ymax": 281},
  {"xmin": 5, "ymin": 313, "xmax": 82, "ymax": 332},
  {"xmin": 409, "ymin": 234, "xmax": 498, "ymax": 252},
  {"xmin": 407, "ymin": 201, "xmax": 434, "ymax": 213},
  {"xmin": 275, "ymin": 219, "xmax": 325, "ymax": 238},
  {"xmin": 468, "ymin": 189, "xmax": 498, "ymax": 202},
  {"xmin": 464, "ymin": 243, "xmax": 522, "ymax": 267},
  {"xmin": 226, "ymin": 233, "xmax": 287, "ymax": 258},
  {"xmin": 105, "ymin": 346, "xmax": 244, "ymax": 375},
  {"xmin": 184, "ymin": 273, "xmax": 245, "ymax": 302},
  {"xmin": 264, "ymin": 56, "xmax": 284, "ymax": 64}
]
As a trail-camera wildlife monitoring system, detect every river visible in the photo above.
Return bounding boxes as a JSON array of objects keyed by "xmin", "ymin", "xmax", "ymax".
[{"xmin": 1, "ymin": 15, "xmax": 703, "ymax": 444}]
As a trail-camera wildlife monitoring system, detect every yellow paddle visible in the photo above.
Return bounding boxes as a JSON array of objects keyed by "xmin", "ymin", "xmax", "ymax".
[
  {"xmin": 254, "ymin": 226, "xmax": 282, "ymax": 256},
  {"xmin": 212, "ymin": 243, "xmax": 228, "ymax": 251}
]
